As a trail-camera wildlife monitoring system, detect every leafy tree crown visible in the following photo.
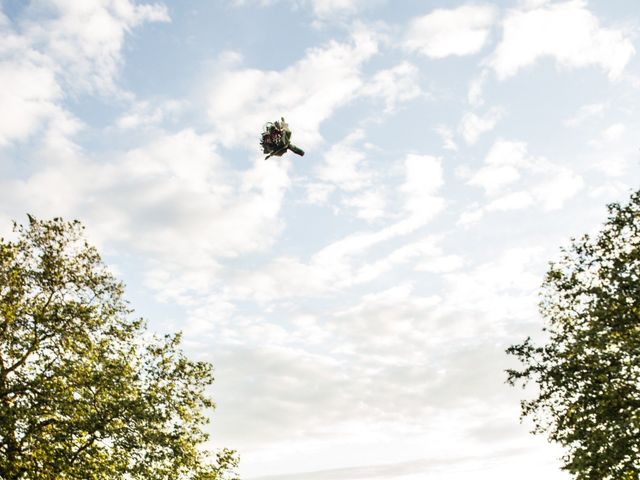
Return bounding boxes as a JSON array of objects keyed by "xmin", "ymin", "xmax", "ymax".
[
  {"xmin": 507, "ymin": 190, "xmax": 640, "ymax": 480},
  {"xmin": 0, "ymin": 216, "xmax": 238, "ymax": 480}
]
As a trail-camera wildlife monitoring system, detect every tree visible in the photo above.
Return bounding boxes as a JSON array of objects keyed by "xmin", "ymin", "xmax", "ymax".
[
  {"xmin": 507, "ymin": 190, "xmax": 640, "ymax": 480},
  {"xmin": 0, "ymin": 216, "xmax": 238, "ymax": 480}
]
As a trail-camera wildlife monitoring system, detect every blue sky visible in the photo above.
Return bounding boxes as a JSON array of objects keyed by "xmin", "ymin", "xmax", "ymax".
[{"xmin": 1, "ymin": 1, "xmax": 639, "ymax": 478}]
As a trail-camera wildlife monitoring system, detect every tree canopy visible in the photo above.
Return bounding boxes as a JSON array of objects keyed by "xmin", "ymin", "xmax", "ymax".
[
  {"xmin": 0, "ymin": 216, "xmax": 238, "ymax": 480},
  {"xmin": 507, "ymin": 191, "xmax": 640, "ymax": 480}
]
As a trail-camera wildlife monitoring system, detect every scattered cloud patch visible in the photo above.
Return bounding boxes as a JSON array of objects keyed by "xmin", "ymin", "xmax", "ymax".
[
  {"xmin": 305, "ymin": 182, "xmax": 336, "ymax": 205},
  {"xmin": 463, "ymin": 139, "xmax": 584, "ymax": 223},
  {"xmin": 486, "ymin": 190, "xmax": 534, "ymax": 211},
  {"xmin": 405, "ymin": 5, "xmax": 497, "ymax": 58},
  {"xmin": 460, "ymin": 106, "xmax": 505, "ymax": 144},
  {"xmin": 468, "ymin": 140, "xmax": 527, "ymax": 195},
  {"xmin": 231, "ymin": 0, "xmax": 376, "ymax": 19},
  {"xmin": 400, "ymin": 154, "xmax": 444, "ymax": 215},
  {"xmin": 0, "ymin": 128, "xmax": 292, "ymax": 304},
  {"xmin": 468, "ymin": 69, "xmax": 489, "ymax": 107},
  {"xmin": 2, "ymin": 2, "xmax": 638, "ymax": 478},
  {"xmin": 417, "ymin": 253, "xmax": 464, "ymax": 274},
  {"xmin": 587, "ymin": 121, "xmax": 638, "ymax": 177},
  {"xmin": 601, "ymin": 123, "xmax": 626, "ymax": 143},
  {"xmin": 309, "ymin": 129, "xmax": 389, "ymax": 220},
  {"xmin": 490, "ymin": 0, "xmax": 635, "ymax": 80},
  {"xmin": 442, "ymin": 246, "xmax": 545, "ymax": 323},
  {"xmin": 343, "ymin": 189, "xmax": 386, "ymax": 222},
  {"xmin": 207, "ymin": 27, "xmax": 379, "ymax": 148},
  {"xmin": 223, "ymin": 154, "xmax": 446, "ymax": 301},
  {"xmin": 0, "ymin": 1, "xmax": 168, "ymax": 147},
  {"xmin": 352, "ymin": 236, "xmax": 461, "ymax": 284},
  {"xmin": 361, "ymin": 62, "xmax": 423, "ymax": 113},
  {"xmin": 116, "ymin": 99, "xmax": 185, "ymax": 129},
  {"xmin": 23, "ymin": 0, "xmax": 169, "ymax": 95},
  {"xmin": 0, "ymin": 60, "xmax": 62, "ymax": 146},
  {"xmin": 434, "ymin": 125, "xmax": 458, "ymax": 152},
  {"xmin": 315, "ymin": 129, "xmax": 371, "ymax": 192},
  {"xmin": 312, "ymin": 0, "xmax": 372, "ymax": 18},
  {"xmin": 563, "ymin": 102, "xmax": 607, "ymax": 127}
]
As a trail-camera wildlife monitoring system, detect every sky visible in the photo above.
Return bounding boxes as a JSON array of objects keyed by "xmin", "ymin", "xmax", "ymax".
[{"xmin": 1, "ymin": 0, "xmax": 640, "ymax": 478}]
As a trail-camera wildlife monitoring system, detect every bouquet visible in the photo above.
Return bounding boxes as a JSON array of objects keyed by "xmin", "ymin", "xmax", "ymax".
[{"xmin": 260, "ymin": 117, "xmax": 305, "ymax": 160}]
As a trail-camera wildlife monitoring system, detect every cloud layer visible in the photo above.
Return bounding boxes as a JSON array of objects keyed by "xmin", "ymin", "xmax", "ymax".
[{"xmin": 1, "ymin": 1, "xmax": 639, "ymax": 480}]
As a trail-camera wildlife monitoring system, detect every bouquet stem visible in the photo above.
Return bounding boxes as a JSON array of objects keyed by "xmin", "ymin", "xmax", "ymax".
[{"xmin": 288, "ymin": 144, "xmax": 305, "ymax": 156}]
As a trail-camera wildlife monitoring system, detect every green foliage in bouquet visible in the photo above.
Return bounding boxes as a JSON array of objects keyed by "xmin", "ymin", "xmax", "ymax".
[{"xmin": 260, "ymin": 117, "xmax": 305, "ymax": 160}]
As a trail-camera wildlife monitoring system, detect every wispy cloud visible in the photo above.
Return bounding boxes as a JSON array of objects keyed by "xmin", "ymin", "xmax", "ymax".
[
  {"xmin": 459, "ymin": 107, "xmax": 505, "ymax": 144},
  {"xmin": 206, "ymin": 26, "xmax": 379, "ymax": 148},
  {"xmin": 2, "ymin": 1, "xmax": 639, "ymax": 479},
  {"xmin": 249, "ymin": 448, "xmax": 529, "ymax": 480},
  {"xmin": 405, "ymin": 5, "xmax": 497, "ymax": 58},
  {"xmin": 489, "ymin": 0, "xmax": 635, "ymax": 80}
]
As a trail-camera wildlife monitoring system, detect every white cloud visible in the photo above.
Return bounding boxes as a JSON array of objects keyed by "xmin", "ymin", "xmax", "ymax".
[
  {"xmin": 601, "ymin": 123, "xmax": 626, "ymax": 143},
  {"xmin": 309, "ymin": 129, "xmax": 393, "ymax": 222},
  {"xmin": 521, "ymin": 0, "xmax": 552, "ymax": 8},
  {"xmin": 207, "ymin": 27, "xmax": 379, "ymax": 149},
  {"xmin": 204, "ymin": 240, "xmax": 556, "ymax": 476},
  {"xmin": 465, "ymin": 139, "xmax": 584, "ymax": 220},
  {"xmin": 241, "ymin": 216, "xmax": 438, "ymax": 300},
  {"xmin": 486, "ymin": 191, "xmax": 534, "ymax": 211},
  {"xmin": 221, "ymin": 154, "xmax": 445, "ymax": 301},
  {"xmin": 305, "ymin": 182, "xmax": 335, "ymax": 205},
  {"xmin": 312, "ymin": 0, "xmax": 370, "ymax": 17},
  {"xmin": 232, "ymin": 0, "xmax": 378, "ymax": 19},
  {"xmin": 490, "ymin": 0, "xmax": 635, "ymax": 80},
  {"xmin": 332, "ymin": 284, "xmax": 440, "ymax": 346},
  {"xmin": 405, "ymin": 5, "xmax": 497, "ymax": 58},
  {"xmin": 0, "ymin": 1, "xmax": 168, "ymax": 147},
  {"xmin": 457, "ymin": 205, "xmax": 485, "ymax": 227},
  {"xmin": 314, "ymin": 130, "xmax": 371, "ymax": 192},
  {"xmin": 3, "ymin": 2, "xmax": 638, "ymax": 478},
  {"xmin": 166, "ymin": 280, "xmax": 541, "ymax": 480},
  {"xmin": 23, "ymin": 0, "xmax": 169, "ymax": 95},
  {"xmin": 400, "ymin": 154, "xmax": 444, "ymax": 215},
  {"xmin": 588, "ymin": 181, "xmax": 633, "ymax": 201},
  {"xmin": 308, "ymin": 128, "xmax": 390, "ymax": 221},
  {"xmin": 0, "ymin": 12, "xmax": 62, "ymax": 146},
  {"xmin": 468, "ymin": 140, "xmax": 527, "ymax": 195},
  {"xmin": 0, "ymin": 61, "xmax": 61, "ymax": 146},
  {"xmin": 442, "ymin": 246, "xmax": 545, "ymax": 323},
  {"xmin": 360, "ymin": 236, "xmax": 465, "ymax": 275},
  {"xmin": 468, "ymin": 69, "xmax": 489, "ymax": 107},
  {"xmin": 312, "ymin": 217, "xmax": 437, "ymax": 277},
  {"xmin": 586, "ymin": 121, "xmax": 638, "ymax": 177},
  {"xmin": 352, "ymin": 236, "xmax": 459, "ymax": 283},
  {"xmin": 361, "ymin": 62, "xmax": 423, "ymax": 112},
  {"xmin": 343, "ymin": 189, "xmax": 386, "ymax": 222},
  {"xmin": 434, "ymin": 125, "xmax": 458, "ymax": 152},
  {"xmin": 416, "ymin": 254, "xmax": 464, "ymax": 274},
  {"xmin": 0, "ymin": 128, "xmax": 293, "ymax": 304},
  {"xmin": 563, "ymin": 102, "xmax": 607, "ymax": 127},
  {"xmin": 460, "ymin": 107, "xmax": 504, "ymax": 144},
  {"xmin": 116, "ymin": 99, "xmax": 185, "ymax": 129},
  {"xmin": 232, "ymin": 0, "xmax": 372, "ymax": 20},
  {"xmin": 311, "ymin": 131, "xmax": 444, "ymax": 226},
  {"xmin": 531, "ymin": 166, "xmax": 583, "ymax": 211}
]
